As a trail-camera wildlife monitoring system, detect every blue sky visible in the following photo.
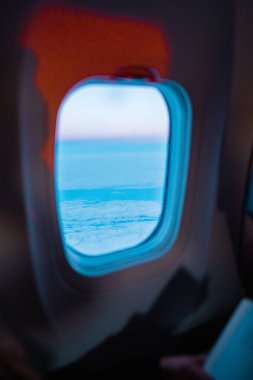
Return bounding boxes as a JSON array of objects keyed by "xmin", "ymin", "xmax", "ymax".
[{"xmin": 56, "ymin": 83, "xmax": 170, "ymax": 140}]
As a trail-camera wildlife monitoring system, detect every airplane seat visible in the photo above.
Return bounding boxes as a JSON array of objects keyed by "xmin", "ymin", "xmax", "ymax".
[{"xmin": 217, "ymin": 0, "xmax": 253, "ymax": 299}]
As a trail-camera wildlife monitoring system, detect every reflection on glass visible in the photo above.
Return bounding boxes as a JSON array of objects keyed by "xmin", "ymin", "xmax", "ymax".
[{"xmin": 55, "ymin": 83, "xmax": 169, "ymax": 255}]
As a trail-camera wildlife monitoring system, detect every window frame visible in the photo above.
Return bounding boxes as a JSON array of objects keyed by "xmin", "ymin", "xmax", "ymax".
[{"xmin": 54, "ymin": 77, "xmax": 192, "ymax": 276}]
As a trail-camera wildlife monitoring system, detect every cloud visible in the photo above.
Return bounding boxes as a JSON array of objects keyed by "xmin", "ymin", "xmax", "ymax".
[{"xmin": 56, "ymin": 83, "xmax": 170, "ymax": 140}]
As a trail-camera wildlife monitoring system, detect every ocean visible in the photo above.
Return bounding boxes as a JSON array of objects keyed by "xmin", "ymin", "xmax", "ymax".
[{"xmin": 55, "ymin": 139, "xmax": 167, "ymax": 255}]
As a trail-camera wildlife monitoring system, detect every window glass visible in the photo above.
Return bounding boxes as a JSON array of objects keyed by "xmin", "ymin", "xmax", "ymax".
[{"xmin": 55, "ymin": 83, "xmax": 169, "ymax": 255}]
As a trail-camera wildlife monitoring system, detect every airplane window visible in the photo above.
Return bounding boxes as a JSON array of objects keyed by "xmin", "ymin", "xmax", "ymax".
[
  {"xmin": 54, "ymin": 78, "xmax": 191, "ymax": 276},
  {"xmin": 55, "ymin": 83, "xmax": 169, "ymax": 256}
]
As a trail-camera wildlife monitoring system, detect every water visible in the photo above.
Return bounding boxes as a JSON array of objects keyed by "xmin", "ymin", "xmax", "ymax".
[{"xmin": 55, "ymin": 139, "xmax": 168, "ymax": 255}]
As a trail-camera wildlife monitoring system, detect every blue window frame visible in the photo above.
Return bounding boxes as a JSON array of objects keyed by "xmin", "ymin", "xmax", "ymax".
[{"xmin": 54, "ymin": 77, "xmax": 191, "ymax": 276}]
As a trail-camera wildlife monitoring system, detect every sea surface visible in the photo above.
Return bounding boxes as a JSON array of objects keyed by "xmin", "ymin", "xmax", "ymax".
[{"xmin": 55, "ymin": 139, "xmax": 168, "ymax": 255}]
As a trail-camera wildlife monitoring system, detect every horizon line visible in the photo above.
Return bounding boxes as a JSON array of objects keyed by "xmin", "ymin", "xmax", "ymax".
[{"xmin": 56, "ymin": 136, "xmax": 168, "ymax": 141}]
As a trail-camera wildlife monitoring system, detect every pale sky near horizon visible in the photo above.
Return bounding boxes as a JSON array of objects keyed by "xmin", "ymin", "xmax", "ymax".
[{"xmin": 56, "ymin": 84, "xmax": 170, "ymax": 140}]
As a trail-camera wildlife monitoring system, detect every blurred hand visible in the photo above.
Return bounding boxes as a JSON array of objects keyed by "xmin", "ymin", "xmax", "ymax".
[{"xmin": 160, "ymin": 354, "xmax": 214, "ymax": 380}]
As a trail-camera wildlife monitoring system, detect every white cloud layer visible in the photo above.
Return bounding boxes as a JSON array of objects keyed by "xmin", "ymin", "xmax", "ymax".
[{"xmin": 56, "ymin": 83, "xmax": 170, "ymax": 140}]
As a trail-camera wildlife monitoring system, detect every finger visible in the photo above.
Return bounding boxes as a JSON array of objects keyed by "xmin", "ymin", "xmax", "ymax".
[
  {"xmin": 192, "ymin": 354, "xmax": 206, "ymax": 367},
  {"xmin": 160, "ymin": 355, "xmax": 202, "ymax": 370}
]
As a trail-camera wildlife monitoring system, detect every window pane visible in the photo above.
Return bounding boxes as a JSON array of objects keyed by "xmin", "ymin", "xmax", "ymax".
[{"xmin": 55, "ymin": 83, "xmax": 169, "ymax": 255}]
